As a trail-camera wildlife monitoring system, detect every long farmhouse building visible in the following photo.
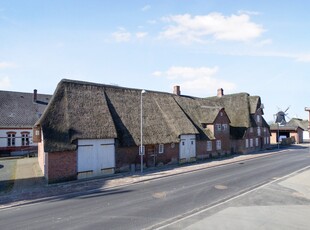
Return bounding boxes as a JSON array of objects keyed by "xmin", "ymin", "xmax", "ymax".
[{"xmin": 33, "ymin": 79, "xmax": 271, "ymax": 183}]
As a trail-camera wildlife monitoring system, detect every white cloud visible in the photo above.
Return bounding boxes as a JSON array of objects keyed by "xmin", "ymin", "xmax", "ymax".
[
  {"xmin": 153, "ymin": 66, "xmax": 236, "ymax": 96},
  {"xmin": 141, "ymin": 5, "xmax": 151, "ymax": 12},
  {"xmin": 112, "ymin": 28, "xmax": 131, "ymax": 42},
  {"xmin": 147, "ymin": 20, "xmax": 157, "ymax": 24},
  {"xmin": 295, "ymin": 54, "xmax": 310, "ymax": 63},
  {"xmin": 160, "ymin": 13, "xmax": 264, "ymax": 44},
  {"xmin": 136, "ymin": 32, "xmax": 148, "ymax": 39},
  {"xmin": 0, "ymin": 62, "xmax": 16, "ymax": 69},
  {"xmin": 256, "ymin": 39, "xmax": 272, "ymax": 47},
  {"xmin": 0, "ymin": 76, "xmax": 11, "ymax": 89},
  {"xmin": 237, "ymin": 10, "xmax": 261, "ymax": 16}
]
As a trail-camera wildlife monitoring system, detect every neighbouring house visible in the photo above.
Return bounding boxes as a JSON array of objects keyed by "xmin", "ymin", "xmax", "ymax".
[
  {"xmin": 270, "ymin": 118, "xmax": 306, "ymax": 144},
  {"xmin": 288, "ymin": 118, "xmax": 309, "ymax": 142},
  {"xmin": 0, "ymin": 90, "xmax": 51, "ymax": 156},
  {"xmin": 174, "ymin": 96, "xmax": 231, "ymax": 160},
  {"xmin": 34, "ymin": 79, "xmax": 270, "ymax": 183},
  {"xmin": 202, "ymin": 89, "xmax": 271, "ymax": 154}
]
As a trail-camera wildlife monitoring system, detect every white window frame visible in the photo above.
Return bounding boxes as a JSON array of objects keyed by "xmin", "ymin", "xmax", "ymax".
[
  {"xmin": 216, "ymin": 124, "xmax": 222, "ymax": 131},
  {"xmin": 21, "ymin": 132, "xmax": 30, "ymax": 146},
  {"xmin": 158, "ymin": 144, "xmax": 164, "ymax": 154},
  {"xmin": 207, "ymin": 141, "xmax": 212, "ymax": 151},
  {"xmin": 245, "ymin": 139, "xmax": 249, "ymax": 148},
  {"xmin": 222, "ymin": 124, "xmax": 228, "ymax": 131},
  {"xmin": 257, "ymin": 127, "xmax": 261, "ymax": 136},
  {"xmin": 139, "ymin": 145, "xmax": 145, "ymax": 155},
  {"xmin": 250, "ymin": 139, "xmax": 253, "ymax": 147},
  {"xmin": 7, "ymin": 133, "xmax": 16, "ymax": 147},
  {"xmin": 216, "ymin": 140, "xmax": 221, "ymax": 150}
]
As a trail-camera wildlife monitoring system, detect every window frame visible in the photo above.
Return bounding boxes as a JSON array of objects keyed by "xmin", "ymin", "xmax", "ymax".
[
  {"xmin": 7, "ymin": 132, "xmax": 16, "ymax": 147},
  {"xmin": 158, "ymin": 144, "xmax": 164, "ymax": 154},
  {"xmin": 207, "ymin": 141, "xmax": 212, "ymax": 151},
  {"xmin": 216, "ymin": 140, "xmax": 221, "ymax": 150}
]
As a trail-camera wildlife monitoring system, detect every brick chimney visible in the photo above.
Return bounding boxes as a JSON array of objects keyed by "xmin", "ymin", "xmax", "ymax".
[
  {"xmin": 217, "ymin": 88, "xmax": 224, "ymax": 97},
  {"xmin": 33, "ymin": 89, "xmax": 37, "ymax": 102},
  {"xmin": 173, "ymin": 85, "xmax": 181, "ymax": 96}
]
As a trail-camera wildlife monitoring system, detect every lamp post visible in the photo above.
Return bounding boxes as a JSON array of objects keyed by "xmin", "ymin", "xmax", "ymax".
[
  {"xmin": 140, "ymin": 89, "xmax": 146, "ymax": 173},
  {"xmin": 305, "ymin": 107, "xmax": 310, "ymax": 152}
]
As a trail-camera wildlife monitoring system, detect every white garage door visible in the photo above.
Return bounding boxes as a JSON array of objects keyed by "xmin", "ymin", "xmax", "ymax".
[{"xmin": 77, "ymin": 139, "xmax": 115, "ymax": 178}]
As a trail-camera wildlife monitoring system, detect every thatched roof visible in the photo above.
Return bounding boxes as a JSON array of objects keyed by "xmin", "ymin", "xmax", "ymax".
[
  {"xmin": 0, "ymin": 90, "xmax": 51, "ymax": 128},
  {"xmin": 37, "ymin": 79, "xmax": 198, "ymax": 152},
  {"xmin": 203, "ymin": 93, "xmax": 253, "ymax": 128},
  {"xmin": 37, "ymin": 79, "xmax": 269, "ymax": 152},
  {"xmin": 287, "ymin": 118, "xmax": 308, "ymax": 130},
  {"xmin": 202, "ymin": 93, "xmax": 267, "ymax": 139},
  {"xmin": 174, "ymin": 96, "xmax": 225, "ymax": 140}
]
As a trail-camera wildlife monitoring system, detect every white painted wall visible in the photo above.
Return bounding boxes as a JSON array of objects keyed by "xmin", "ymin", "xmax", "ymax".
[
  {"xmin": 304, "ymin": 131, "xmax": 310, "ymax": 142},
  {"xmin": 0, "ymin": 128, "xmax": 36, "ymax": 148}
]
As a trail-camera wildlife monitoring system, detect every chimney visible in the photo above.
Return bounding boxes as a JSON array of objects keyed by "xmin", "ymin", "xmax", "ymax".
[
  {"xmin": 173, "ymin": 85, "xmax": 181, "ymax": 96},
  {"xmin": 217, "ymin": 88, "xmax": 224, "ymax": 97},
  {"xmin": 33, "ymin": 89, "xmax": 37, "ymax": 102}
]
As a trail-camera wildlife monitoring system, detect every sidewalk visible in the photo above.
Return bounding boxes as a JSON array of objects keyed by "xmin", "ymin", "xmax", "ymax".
[
  {"xmin": 0, "ymin": 145, "xmax": 307, "ymax": 209},
  {"xmin": 173, "ymin": 168, "xmax": 310, "ymax": 230}
]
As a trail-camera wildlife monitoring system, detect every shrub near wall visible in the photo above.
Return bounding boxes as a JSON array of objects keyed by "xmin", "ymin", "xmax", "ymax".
[{"xmin": 47, "ymin": 151, "xmax": 77, "ymax": 183}]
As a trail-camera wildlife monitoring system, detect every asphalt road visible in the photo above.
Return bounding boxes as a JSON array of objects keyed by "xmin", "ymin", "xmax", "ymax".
[{"xmin": 1, "ymin": 147, "xmax": 310, "ymax": 230}]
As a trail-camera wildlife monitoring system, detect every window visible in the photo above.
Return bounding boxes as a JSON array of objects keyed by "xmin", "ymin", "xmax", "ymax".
[
  {"xmin": 216, "ymin": 124, "xmax": 222, "ymax": 131},
  {"xmin": 7, "ymin": 133, "xmax": 16, "ymax": 147},
  {"xmin": 250, "ymin": 139, "xmax": 253, "ymax": 147},
  {"xmin": 250, "ymin": 127, "xmax": 253, "ymax": 133},
  {"xmin": 222, "ymin": 124, "xmax": 228, "ymax": 131},
  {"xmin": 22, "ymin": 132, "xmax": 30, "ymax": 146},
  {"xmin": 257, "ymin": 127, "xmax": 261, "ymax": 136},
  {"xmin": 216, "ymin": 140, "xmax": 221, "ymax": 150},
  {"xmin": 257, "ymin": 115, "xmax": 260, "ymax": 122},
  {"xmin": 255, "ymin": 138, "xmax": 259, "ymax": 147},
  {"xmin": 139, "ymin": 145, "xmax": 145, "ymax": 155},
  {"xmin": 159, "ymin": 144, "xmax": 164, "ymax": 154},
  {"xmin": 207, "ymin": 141, "xmax": 212, "ymax": 151},
  {"xmin": 264, "ymin": 127, "xmax": 266, "ymax": 133},
  {"xmin": 245, "ymin": 139, "xmax": 249, "ymax": 148}
]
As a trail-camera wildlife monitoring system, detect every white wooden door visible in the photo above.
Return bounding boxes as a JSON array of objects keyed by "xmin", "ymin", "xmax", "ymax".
[
  {"xmin": 179, "ymin": 135, "xmax": 196, "ymax": 160},
  {"xmin": 77, "ymin": 139, "xmax": 115, "ymax": 177}
]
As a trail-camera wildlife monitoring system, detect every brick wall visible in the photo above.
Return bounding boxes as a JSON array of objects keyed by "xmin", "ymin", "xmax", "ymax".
[
  {"xmin": 115, "ymin": 143, "xmax": 179, "ymax": 172},
  {"xmin": 46, "ymin": 151, "xmax": 77, "ymax": 183}
]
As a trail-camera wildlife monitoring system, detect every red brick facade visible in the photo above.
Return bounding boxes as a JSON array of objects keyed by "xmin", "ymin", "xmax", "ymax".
[
  {"xmin": 46, "ymin": 151, "xmax": 77, "ymax": 183},
  {"xmin": 115, "ymin": 143, "xmax": 179, "ymax": 172}
]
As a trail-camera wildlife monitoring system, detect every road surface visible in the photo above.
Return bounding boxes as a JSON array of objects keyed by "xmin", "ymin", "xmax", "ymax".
[{"xmin": 1, "ymin": 147, "xmax": 310, "ymax": 230}]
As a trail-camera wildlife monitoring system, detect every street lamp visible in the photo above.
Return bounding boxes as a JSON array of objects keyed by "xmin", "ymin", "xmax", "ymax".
[{"xmin": 140, "ymin": 89, "xmax": 146, "ymax": 173}]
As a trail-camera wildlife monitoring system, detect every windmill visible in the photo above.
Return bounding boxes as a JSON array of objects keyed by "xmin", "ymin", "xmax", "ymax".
[
  {"xmin": 274, "ymin": 106, "xmax": 290, "ymax": 149},
  {"xmin": 275, "ymin": 106, "xmax": 290, "ymax": 125}
]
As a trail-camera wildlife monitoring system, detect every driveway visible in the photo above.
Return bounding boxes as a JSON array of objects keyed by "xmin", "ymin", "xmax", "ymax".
[{"xmin": 0, "ymin": 158, "xmax": 17, "ymax": 194}]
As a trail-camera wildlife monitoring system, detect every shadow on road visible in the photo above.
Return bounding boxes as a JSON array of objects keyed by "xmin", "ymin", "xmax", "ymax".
[{"xmin": 1, "ymin": 144, "xmax": 308, "ymax": 208}]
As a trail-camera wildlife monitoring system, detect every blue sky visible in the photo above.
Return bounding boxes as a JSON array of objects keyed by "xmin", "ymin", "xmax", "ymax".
[{"xmin": 0, "ymin": 0, "xmax": 310, "ymax": 123}]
